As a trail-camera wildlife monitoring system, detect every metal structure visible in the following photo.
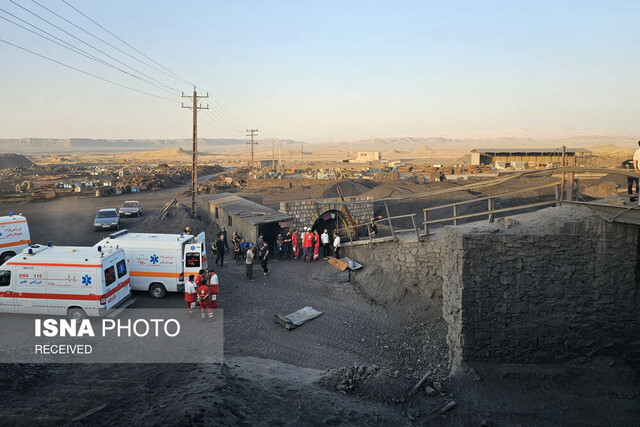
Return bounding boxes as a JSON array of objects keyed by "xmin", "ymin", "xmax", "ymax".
[
  {"xmin": 246, "ymin": 129, "xmax": 258, "ymax": 171},
  {"xmin": 181, "ymin": 88, "xmax": 209, "ymax": 218}
]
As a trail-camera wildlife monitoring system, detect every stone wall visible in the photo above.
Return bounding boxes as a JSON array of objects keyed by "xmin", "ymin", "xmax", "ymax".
[
  {"xmin": 280, "ymin": 197, "xmax": 374, "ymax": 231},
  {"xmin": 442, "ymin": 205, "xmax": 640, "ymax": 369},
  {"xmin": 342, "ymin": 232, "xmax": 448, "ymax": 302}
]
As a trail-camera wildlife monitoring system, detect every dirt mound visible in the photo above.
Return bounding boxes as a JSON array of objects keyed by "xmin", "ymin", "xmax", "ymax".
[
  {"xmin": 353, "ymin": 265, "xmax": 409, "ymax": 306},
  {"xmin": 0, "ymin": 153, "xmax": 34, "ymax": 169},
  {"xmin": 317, "ymin": 363, "xmax": 412, "ymax": 403},
  {"xmin": 320, "ymin": 180, "xmax": 377, "ymax": 199},
  {"xmin": 132, "ymin": 203, "xmax": 221, "ymax": 259},
  {"xmin": 579, "ymin": 181, "xmax": 621, "ymax": 198}
]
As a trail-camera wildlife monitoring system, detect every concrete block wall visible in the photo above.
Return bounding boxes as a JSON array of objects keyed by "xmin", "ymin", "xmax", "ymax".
[
  {"xmin": 342, "ymin": 232, "xmax": 447, "ymax": 302},
  {"xmin": 442, "ymin": 206, "xmax": 640, "ymax": 368},
  {"xmin": 280, "ymin": 197, "xmax": 374, "ymax": 231}
]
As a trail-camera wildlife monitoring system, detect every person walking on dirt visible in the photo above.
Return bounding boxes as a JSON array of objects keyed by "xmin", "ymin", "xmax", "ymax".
[
  {"xmin": 333, "ymin": 231, "xmax": 341, "ymax": 259},
  {"xmin": 208, "ymin": 269, "xmax": 219, "ymax": 310},
  {"xmin": 292, "ymin": 228, "xmax": 300, "ymax": 259},
  {"xmin": 260, "ymin": 241, "xmax": 270, "ymax": 276},
  {"xmin": 215, "ymin": 235, "xmax": 228, "ymax": 266},
  {"xmin": 184, "ymin": 274, "xmax": 197, "ymax": 316},
  {"xmin": 313, "ymin": 229, "xmax": 321, "ymax": 261},
  {"xmin": 283, "ymin": 231, "xmax": 292, "ymax": 259},
  {"xmin": 321, "ymin": 229, "xmax": 330, "ymax": 259},
  {"xmin": 197, "ymin": 279, "xmax": 214, "ymax": 320},
  {"xmin": 257, "ymin": 233, "xmax": 264, "ymax": 252},
  {"xmin": 246, "ymin": 244, "xmax": 255, "ymax": 281}
]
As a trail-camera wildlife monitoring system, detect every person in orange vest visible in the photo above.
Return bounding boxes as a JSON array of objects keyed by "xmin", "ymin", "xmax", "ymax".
[
  {"xmin": 292, "ymin": 228, "xmax": 300, "ymax": 259},
  {"xmin": 197, "ymin": 280, "xmax": 214, "ymax": 320},
  {"xmin": 313, "ymin": 229, "xmax": 321, "ymax": 261},
  {"xmin": 302, "ymin": 227, "xmax": 314, "ymax": 262},
  {"xmin": 184, "ymin": 274, "xmax": 197, "ymax": 316}
]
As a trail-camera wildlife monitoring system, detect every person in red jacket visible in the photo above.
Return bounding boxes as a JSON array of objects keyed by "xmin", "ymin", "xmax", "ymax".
[
  {"xmin": 313, "ymin": 229, "xmax": 320, "ymax": 261},
  {"xmin": 292, "ymin": 228, "xmax": 300, "ymax": 259},
  {"xmin": 197, "ymin": 281, "xmax": 214, "ymax": 320},
  {"xmin": 208, "ymin": 269, "xmax": 219, "ymax": 310},
  {"xmin": 302, "ymin": 227, "xmax": 314, "ymax": 262}
]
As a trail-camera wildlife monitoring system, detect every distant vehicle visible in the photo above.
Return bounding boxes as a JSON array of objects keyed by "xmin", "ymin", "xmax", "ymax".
[
  {"xmin": 119, "ymin": 201, "xmax": 143, "ymax": 217},
  {"xmin": 0, "ymin": 214, "xmax": 31, "ymax": 264},
  {"xmin": 94, "ymin": 209, "xmax": 120, "ymax": 231}
]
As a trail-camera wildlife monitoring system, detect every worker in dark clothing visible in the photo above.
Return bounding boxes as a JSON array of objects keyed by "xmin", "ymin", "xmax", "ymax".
[
  {"xmin": 622, "ymin": 159, "xmax": 639, "ymax": 198},
  {"xmin": 283, "ymin": 231, "xmax": 293, "ymax": 259},
  {"xmin": 260, "ymin": 242, "xmax": 270, "ymax": 276},
  {"xmin": 214, "ymin": 234, "xmax": 228, "ymax": 266},
  {"xmin": 276, "ymin": 233, "xmax": 284, "ymax": 260}
]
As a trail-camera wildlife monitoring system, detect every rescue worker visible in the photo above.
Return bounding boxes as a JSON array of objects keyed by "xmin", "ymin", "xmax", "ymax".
[
  {"xmin": 197, "ymin": 279, "xmax": 214, "ymax": 320},
  {"xmin": 292, "ymin": 228, "xmax": 300, "ymax": 259},
  {"xmin": 370, "ymin": 217, "xmax": 378, "ymax": 237},
  {"xmin": 246, "ymin": 243, "xmax": 255, "ymax": 281},
  {"xmin": 196, "ymin": 269, "xmax": 208, "ymax": 287},
  {"xmin": 208, "ymin": 268, "xmax": 219, "ymax": 310},
  {"xmin": 313, "ymin": 229, "xmax": 321, "ymax": 261},
  {"xmin": 184, "ymin": 274, "xmax": 197, "ymax": 316},
  {"xmin": 302, "ymin": 227, "xmax": 313, "ymax": 262},
  {"xmin": 184, "ymin": 226, "xmax": 191, "ymax": 235}
]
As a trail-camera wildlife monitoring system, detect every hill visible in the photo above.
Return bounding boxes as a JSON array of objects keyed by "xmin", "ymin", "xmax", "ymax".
[{"xmin": 0, "ymin": 153, "xmax": 35, "ymax": 169}]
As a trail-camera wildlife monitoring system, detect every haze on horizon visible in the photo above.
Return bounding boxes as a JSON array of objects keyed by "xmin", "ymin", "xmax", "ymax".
[{"xmin": 0, "ymin": 0, "xmax": 638, "ymax": 143}]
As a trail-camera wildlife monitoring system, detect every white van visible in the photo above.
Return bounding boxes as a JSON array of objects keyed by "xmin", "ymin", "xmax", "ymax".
[
  {"xmin": 94, "ymin": 230, "xmax": 207, "ymax": 298},
  {"xmin": 0, "ymin": 244, "xmax": 132, "ymax": 319},
  {"xmin": 0, "ymin": 214, "xmax": 31, "ymax": 264}
]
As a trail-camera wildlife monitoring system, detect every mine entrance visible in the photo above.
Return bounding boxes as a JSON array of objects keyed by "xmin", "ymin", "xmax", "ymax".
[{"xmin": 312, "ymin": 209, "xmax": 351, "ymax": 238}]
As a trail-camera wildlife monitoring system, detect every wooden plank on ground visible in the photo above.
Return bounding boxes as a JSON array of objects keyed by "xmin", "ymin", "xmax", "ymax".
[{"xmin": 327, "ymin": 257, "xmax": 348, "ymax": 271}]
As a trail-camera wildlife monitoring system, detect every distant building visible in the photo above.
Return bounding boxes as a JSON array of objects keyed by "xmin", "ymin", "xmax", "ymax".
[
  {"xmin": 470, "ymin": 148, "xmax": 590, "ymax": 168},
  {"xmin": 351, "ymin": 152, "xmax": 382, "ymax": 163},
  {"xmin": 260, "ymin": 160, "xmax": 278, "ymax": 169}
]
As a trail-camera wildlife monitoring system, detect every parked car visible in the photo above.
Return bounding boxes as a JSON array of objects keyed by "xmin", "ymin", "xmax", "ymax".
[
  {"xmin": 94, "ymin": 208, "xmax": 120, "ymax": 231},
  {"xmin": 119, "ymin": 201, "xmax": 143, "ymax": 217}
]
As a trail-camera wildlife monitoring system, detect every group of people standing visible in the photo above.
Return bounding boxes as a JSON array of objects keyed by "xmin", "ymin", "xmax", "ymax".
[
  {"xmin": 280, "ymin": 227, "xmax": 341, "ymax": 262},
  {"xmin": 183, "ymin": 268, "xmax": 220, "ymax": 320}
]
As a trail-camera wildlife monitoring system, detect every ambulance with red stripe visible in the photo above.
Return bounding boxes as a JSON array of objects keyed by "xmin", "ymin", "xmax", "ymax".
[
  {"xmin": 94, "ymin": 230, "xmax": 207, "ymax": 298},
  {"xmin": 0, "ymin": 244, "xmax": 131, "ymax": 319},
  {"xmin": 0, "ymin": 214, "xmax": 31, "ymax": 264}
]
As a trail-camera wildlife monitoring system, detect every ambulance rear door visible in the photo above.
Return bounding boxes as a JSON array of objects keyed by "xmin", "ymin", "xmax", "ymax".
[
  {"xmin": 0, "ymin": 267, "xmax": 15, "ymax": 313},
  {"xmin": 183, "ymin": 240, "xmax": 203, "ymax": 277},
  {"xmin": 196, "ymin": 231, "xmax": 208, "ymax": 269}
]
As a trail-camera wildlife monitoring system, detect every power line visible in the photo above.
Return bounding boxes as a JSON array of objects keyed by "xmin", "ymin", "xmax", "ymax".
[
  {"xmin": 61, "ymin": 0, "xmax": 194, "ymax": 87},
  {"xmin": 204, "ymin": 106, "xmax": 245, "ymax": 133},
  {"xmin": 0, "ymin": 37, "xmax": 179, "ymax": 103},
  {"xmin": 8, "ymin": 0, "xmax": 181, "ymax": 94},
  {"xmin": 0, "ymin": 9, "xmax": 178, "ymax": 96},
  {"xmin": 31, "ymin": 0, "xmax": 186, "ymax": 92},
  {"xmin": 61, "ymin": 0, "xmax": 247, "ymax": 132},
  {"xmin": 202, "ymin": 109, "xmax": 245, "ymax": 134}
]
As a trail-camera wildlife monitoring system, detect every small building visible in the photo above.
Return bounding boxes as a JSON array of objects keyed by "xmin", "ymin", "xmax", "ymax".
[
  {"xmin": 470, "ymin": 148, "xmax": 590, "ymax": 168},
  {"xmin": 199, "ymin": 193, "xmax": 293, "ymax": 246},
  {"xmin": 351, "ymin": 151, "xmax": 382, "ymax": 163},
  {"xmin": 260, "ymin": 160, "xmax": 278, "ymax": 169}
]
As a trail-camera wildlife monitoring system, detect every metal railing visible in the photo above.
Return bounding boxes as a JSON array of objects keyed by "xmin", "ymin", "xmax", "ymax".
[
  {"xmin": 422, "ymin": 182, "xmax": 561, "ymax": 235},
  {"xmin": 338, "ymin": 213, "xmax": 421, "ymax": 244}
]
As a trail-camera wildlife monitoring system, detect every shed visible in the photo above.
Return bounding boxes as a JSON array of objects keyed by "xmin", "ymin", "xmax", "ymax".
[
  {"xmin": 470, "ymin": 148, "xmax": 590, "ymax": 168},
  {"xmin": 199, "ymin": 193, "xmax": 293, "ymax": 246}
]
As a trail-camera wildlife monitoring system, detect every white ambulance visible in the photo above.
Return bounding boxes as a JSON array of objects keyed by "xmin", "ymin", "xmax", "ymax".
[
  {"xmin": 94, "ymin": 230, "xmax": 207, "ymax": 298},
  {"xmin": 0, "ymin": 244, "xmax": 131, "ymax": 319},
  {"xmin": 0, "ymin": 214, "xmax": 31, "ymax": 264}
]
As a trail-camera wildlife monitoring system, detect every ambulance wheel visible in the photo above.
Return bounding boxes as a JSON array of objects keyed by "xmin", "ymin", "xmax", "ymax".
[
  {"xmin": 0, "ymin": 252, "xmax": 15, "ymax": 264},
  {"xmin": 67, "ymin": 307, "xmax": 87, "ymax": 321},
  {"xmin": 149, "ymin": 283, "xmax": 167, "ymax": 299}
]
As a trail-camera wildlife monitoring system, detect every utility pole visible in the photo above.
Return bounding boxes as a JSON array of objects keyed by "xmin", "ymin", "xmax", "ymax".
[
  {"xmin": 246, "ymin": 129, "xmax": 258, "ymax": 171},
  {"xmin": 181, "ymin": 87, "xmax": 208, "ymax": 219},
  {"xmin": 271, "ymin": 139, "xmax": 276, "ymax": 171},
  {"xmin": 278, "ymin": 141, "xmax": 282, "ymax": 171},
  {"xmin": 300, "ymin": 143, "xmax": 304, "ymax": 164}
]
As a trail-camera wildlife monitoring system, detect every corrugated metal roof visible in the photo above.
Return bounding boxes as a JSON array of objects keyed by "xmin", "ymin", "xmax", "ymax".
[
  {"xmin": 200, "ymin": 193, "xmax": 292, "ymax": 225},
  {"xmin": 472, "ymin": 148, "xmax": 591, "ymax": 154}
]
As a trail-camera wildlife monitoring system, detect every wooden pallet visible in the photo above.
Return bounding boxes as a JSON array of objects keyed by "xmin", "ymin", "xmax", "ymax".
[{"xmin": 327, "ymin": 256, "xmax": 349, "ymax": 271}]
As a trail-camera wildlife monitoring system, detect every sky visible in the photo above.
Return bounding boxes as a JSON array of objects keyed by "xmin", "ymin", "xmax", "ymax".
[{"xmin": 0, "ymin": 0, "xmax": 639, "ymax": 142}]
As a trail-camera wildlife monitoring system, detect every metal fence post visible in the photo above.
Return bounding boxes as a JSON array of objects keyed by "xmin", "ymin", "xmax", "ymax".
[{"xmin": 411, "ymin": 214, "xmax": 420, "ymax": 241}]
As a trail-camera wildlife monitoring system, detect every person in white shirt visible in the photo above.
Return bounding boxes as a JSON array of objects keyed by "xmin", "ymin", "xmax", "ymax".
[
  {"xmin": 209, "ymin": 270, "xmax": 219, "ymax": 309},
  {"xmin": 321, "ymin": 229, "xmax": 330, "ymax": 259},
  {"xmin": 184, "ymin": 274, "xmax": 197, "ymax": 316},
  {"xmin": 333, "ymin": 231, "xmax": 341, "ymax": 259},
  {"xmin": 246, "ymin": 245, "xmax": 255, "ymax": 281}
]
